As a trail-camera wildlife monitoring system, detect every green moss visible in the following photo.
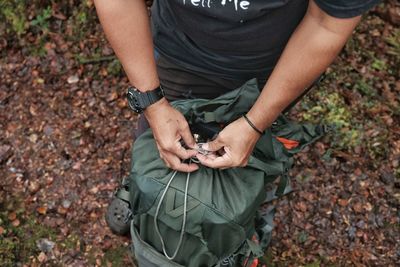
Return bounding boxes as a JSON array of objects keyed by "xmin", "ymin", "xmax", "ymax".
[
  {"xmin": 366, "ymin": 127, "xmax": 390, "ymax": 160},
  {"xmin": 354, "ymin": 79, "xmax": 377, "ymax": 97},
  {"xmin": 301, "ymin": 90, "xmax": 362, "ymax": 149},
  {"xmin": 62, "ymin": 233, "xmax": 82, "ymax": 250},
  {"xmin": 68, "ymin": 3, "xmax": 97, "ymax": 41},
  {"xmin": 0, "ymin": 207, "xmax": 56, "ymax": 264},
  {"xmin": 0, "ymin": 0, "xmax": 28, "ymax": 36},
  {"xmin": 304, "ymin": 260, "xmax": 321, "ymax": 267},
  {"xmin": 102, "ymin": 246, "xmax": 131, "ymax": 267},
  {"xmin": 0, "ymin": 238, "xmax": 18, "ymax": 267},
  {"xmin": 107, "ymin": 59, "xmax": 123, "ymax": 76}
]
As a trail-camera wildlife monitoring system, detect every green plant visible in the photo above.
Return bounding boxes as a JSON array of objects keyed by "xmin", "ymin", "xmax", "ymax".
[
  {"xmin": 107, "ymin": 59, "xmax": 122, "ymax": 76},
  {"xmin": 385, "ymin": 28, "xmax": 400, "ymax": 57},
  {"xmin": 354, "ymin": 79, "xmax": 376, "ymax": 97},
  {"xmin": 31, "ymin": 6, "xmax": 52, "ymax": 31},
  {"xmin": 0, "ymin": 0, "xmax": 28, "ymax": 36},
  {"xmin": 102, "ymin": 246, "xmax": 130, "ymax": 267},
  {"xmin": 301, "ymin": 89, "xmax": 363, "ymax": 150},
  {"xmin": 0, "ymin": 210, "xmax": 56, "ymax": 264},
  {"xmin": 304, "ymin": 260, "xmax": 321, "ymax": 267},
  {"xmin": 371, "ymin": 58, "xmax": 387, "ymax": 71}
]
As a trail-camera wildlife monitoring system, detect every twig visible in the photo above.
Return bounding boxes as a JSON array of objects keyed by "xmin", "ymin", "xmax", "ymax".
[{"xmin": 78, "ymin": 55, "xmax": 116, "ymax": 64}]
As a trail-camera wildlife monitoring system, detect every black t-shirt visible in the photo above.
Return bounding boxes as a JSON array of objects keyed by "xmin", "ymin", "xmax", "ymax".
[{"xmin": 151, "ymin": 0, "xmax": 380, "ymax": 80}]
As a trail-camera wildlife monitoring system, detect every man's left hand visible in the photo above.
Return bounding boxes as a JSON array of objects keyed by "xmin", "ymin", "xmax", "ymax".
[{"xmin": 196, "ymin": 117, "xmax": 261, "ymax": 169}]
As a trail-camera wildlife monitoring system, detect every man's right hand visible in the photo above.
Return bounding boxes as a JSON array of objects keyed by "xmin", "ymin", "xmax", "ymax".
[{"xmin": 144, "ymin": 98, "xmax": 199, "ymax": 172}]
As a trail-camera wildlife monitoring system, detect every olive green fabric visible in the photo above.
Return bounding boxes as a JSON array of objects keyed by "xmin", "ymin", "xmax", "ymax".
[{"xmin": 129, "ymin": 79, "xmax": 326, "ymax": 267}]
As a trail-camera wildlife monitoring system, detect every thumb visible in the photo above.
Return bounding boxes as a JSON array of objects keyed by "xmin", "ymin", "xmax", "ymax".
[
  {"xmin": 179, "ymin": 124, "xmax": 196, "ymax": 149},
  {"xmin": 203, "ymin": 138, "xmax": 223, "ymax": 152}
]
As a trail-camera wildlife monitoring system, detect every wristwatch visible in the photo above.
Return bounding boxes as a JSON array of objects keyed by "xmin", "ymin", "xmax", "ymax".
[{"xmin": 126, "ymin": 85, "xmax": 165, "ymax": 114}]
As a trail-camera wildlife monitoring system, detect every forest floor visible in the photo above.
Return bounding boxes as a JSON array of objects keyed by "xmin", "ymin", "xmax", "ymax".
[{"xmin": 0, "ymin": 1, "xmax": 399, "ymax": 266}]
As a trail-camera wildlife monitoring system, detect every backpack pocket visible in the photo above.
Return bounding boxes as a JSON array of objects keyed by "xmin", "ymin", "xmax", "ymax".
[{"xmin": 131, "ymin": 223, "xmax": 185, "ymax": 267}]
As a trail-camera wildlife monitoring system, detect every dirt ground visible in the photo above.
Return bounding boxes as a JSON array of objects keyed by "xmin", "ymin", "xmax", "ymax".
[{"xmin": 0, "ymin": 1, "xmax": 399, "ymax": 266}]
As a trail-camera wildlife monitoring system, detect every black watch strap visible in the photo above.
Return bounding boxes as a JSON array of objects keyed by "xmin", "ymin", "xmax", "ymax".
[{"xmin": 127, "ymin": 86, "xmax": 165, "ymax": 114}]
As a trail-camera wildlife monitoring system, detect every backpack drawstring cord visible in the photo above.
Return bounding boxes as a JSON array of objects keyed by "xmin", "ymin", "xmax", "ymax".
[{"xmin": 154, "ymin": 162, "xmax": 191, "ymax": 260}]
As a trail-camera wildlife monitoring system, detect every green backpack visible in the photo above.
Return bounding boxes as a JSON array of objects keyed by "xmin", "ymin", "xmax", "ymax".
[{"xmin": 128, "ymin": 79, "xmax": 326, "ymax": 267}]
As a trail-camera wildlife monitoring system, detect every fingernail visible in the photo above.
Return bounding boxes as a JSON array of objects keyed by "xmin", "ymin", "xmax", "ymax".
[{"xmin": 202, "ymin": 143, "xmax": 209, "ymax": 150}]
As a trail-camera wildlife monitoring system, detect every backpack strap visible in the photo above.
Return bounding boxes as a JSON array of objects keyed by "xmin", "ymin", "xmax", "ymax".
[
  {"xmin": 275, "ymin": 164, "xmax": 293, "ymax": 197},
  {"xmin": 115, "ymin": 177, "xmax": 131, "ymax": 202},
  {"xmin": 256, "ymin": 206, "xmax": 275, "ymax": 251}
]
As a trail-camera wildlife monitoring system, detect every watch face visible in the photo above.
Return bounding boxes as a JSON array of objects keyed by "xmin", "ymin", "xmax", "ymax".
[{"xmin": 127, "ymin": 89, "xmax": 143, "ymax": 113}]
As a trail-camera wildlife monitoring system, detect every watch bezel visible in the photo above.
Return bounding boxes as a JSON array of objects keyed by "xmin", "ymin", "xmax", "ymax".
[{"xmin": 127, "ymin": 88, "xmax": 143, "ymax": 113}]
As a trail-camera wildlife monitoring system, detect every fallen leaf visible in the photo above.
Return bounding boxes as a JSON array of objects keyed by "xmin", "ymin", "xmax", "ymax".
[
  {"xmin": 338, "ymin": 199, "xmax": 349, "ymax": 207},
  {"xmin": 364, "ymin": 202, "xmax": 373, "ymax": 212},
  {"xmin": 37, "ymin": 206, "xmax": 47, "ymax": 215},
  {"xmin": 57, "ymin": 206, "xmax": 67, "ymax": 215},
  {"xmin": 29, "ymin": 133, "xmax": 38, "ymax": 143},
  {"xmin": 38, "ymin": 252, "xmax": 47, "ymax": 262},
  {"xmin": 353, "ymin": 202, "xmax": 363, "ymax": 213},
  {"xmin": 28, "ymin": 181, "xmax": 40, "ymax": 193},
  {"xmin": 8, "ymin": 212, "xmax": 17, "ymax": 221},
  {"xmin": 107, "ymin": 91, "xmax": 118, "ymax": 102},
  {"xmin": 12, "ymin": 219, "xmax": 20, "ymax": 227}
]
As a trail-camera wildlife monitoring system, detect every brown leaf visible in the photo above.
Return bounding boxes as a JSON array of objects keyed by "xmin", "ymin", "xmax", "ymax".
[
  {"xmin": 38, "ymin": 252, "xmax": 47, "ymax": 263},
  {"xmin": 52, "ymin": 12, "xmax": 67, "ymax": 20},
  {"xmin": 107, "ymin": 91, "xmax": 118, "ymax": 102},
  {"xmin": 0, "ymin": 145, "xmax": 12, "ymax": 163},
  {"xmin": 363, "ymin": 202, "xmax": 373, "ymax": 212},
  {"xmin": 338, "ymin": 199, "xmax": 349, "ymax": 207},
  {"xmin": 117, "ymin": 99, "xmax": 127, "ymax": 108},
  {"xmin": 28, "ymin": 181, "xmax": 40, "ymax": 193},
  {"xmin": 388, "ymin": 6, "xmax": 400, "ymax": 26},
  {"xmin": 37, "ymin": 206, "xmax": 47, "ymax": 215},
  {"xmin": 57, "ymin": 207, "xmax": 67, "ymax": 215},
  {"xmin": 8, "ymin": 211, "xmax": 17, "ymax": 221},
  {"xmin": 12, "ymin": 219, "xmax": 20, "ymax": 227},
  {"xmin": 353, "ymin": 202, "xmax": 363, "ymax": 213},
  {"xmin": 297, "ymin": 202, "xmax": 308, "ymax": 212},
  {"xmin": 29, "ymin": 134, "xmax": 39, "ymax": 143},
  {"xmin": 29, "ymin": 105, "xmax": 38, "ymax": 116}
]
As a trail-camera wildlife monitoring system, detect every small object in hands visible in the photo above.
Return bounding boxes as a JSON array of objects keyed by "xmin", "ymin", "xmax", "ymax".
[
  {"xmin": 197, "ymin": 143, "xmax": 212, "ymax": 156},
  {"xmin": 190, "ymin": 143, "xmax": 216, "ymax": 164},
  {"xmin": 242, "ymin": 114, "xmax": 264, "ymax": 135}
]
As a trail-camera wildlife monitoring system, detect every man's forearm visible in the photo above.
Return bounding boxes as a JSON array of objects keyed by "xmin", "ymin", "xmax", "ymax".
[
  {"xmin": 247, "ymin": 1, "xmax": 361, "ymax": 130},
  {"xmin": 94, "ymin": 0, "xmax": 158, "ymax": 92}
]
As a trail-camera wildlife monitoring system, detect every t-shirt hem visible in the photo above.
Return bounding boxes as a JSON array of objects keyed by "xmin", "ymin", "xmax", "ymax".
[{"xmin": 314, "ymin": 0, "xmax": 381, "ymax": 18}]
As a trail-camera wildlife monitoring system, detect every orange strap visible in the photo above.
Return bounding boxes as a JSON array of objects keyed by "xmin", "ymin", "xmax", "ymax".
[{"xmin": 276, "ymin": 137, "xmax": 300, "ymax": 150}]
